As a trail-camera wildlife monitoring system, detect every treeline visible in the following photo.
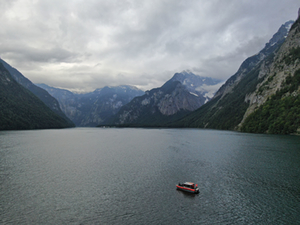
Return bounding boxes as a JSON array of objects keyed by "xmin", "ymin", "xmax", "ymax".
[
  {"xmin": 0, "ymin": 86, "xmax": 73, "ymax": 130},
  {"xmin": 169, "ymin": 63, "xmax": 264, "ymax": 130},
  {"xmin": 241, "ymin": 69, "xmax": 300, "ymax": 134},
  {"xmin": 0, "ymin": 62, "xmax": 73, "ymax": 130}
]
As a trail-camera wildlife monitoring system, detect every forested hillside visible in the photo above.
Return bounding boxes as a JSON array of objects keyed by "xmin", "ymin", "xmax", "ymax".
[
  {"xmin": 0, "ymin": 62, "xmax": 74, "ymax": 130},
  {"xmin": 240, "ymin": 16, "xmax": 300, "ymax": 134},
  {"xmin": 0, "ymin": 58, "xmax": 74, "ymax": 127}
]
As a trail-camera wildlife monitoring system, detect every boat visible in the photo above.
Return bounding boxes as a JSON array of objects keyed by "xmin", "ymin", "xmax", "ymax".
[{"xmin": 176, "ymin": 182, "xmax": 199, "ymax": 194}]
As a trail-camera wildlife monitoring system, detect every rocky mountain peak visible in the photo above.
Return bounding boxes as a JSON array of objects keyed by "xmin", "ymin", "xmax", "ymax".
[
  {"xmin": 241, "ymin": 16, "xmax": 300, "ymax": 124},
  {"xmin": 214, "ymin": 20, "xmax": 294, "ymax": 100},
  {"xmin": 170, "ymin": 15, "xmax": 300, "ymax": 134},
  {"xmin": 106, "ymin": 71, "xmax": 223, "ymax": 126},
  {"xmin": 266, "ymin": 20, "xmax": 294, "ymax": 47}
]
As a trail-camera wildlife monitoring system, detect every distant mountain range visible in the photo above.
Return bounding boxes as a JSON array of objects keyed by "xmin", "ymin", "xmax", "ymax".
[
  {"xmin": 1, "ymin": 13, "xmax": 299, "ymax": 135},
  {"xmin": 104, "ymin": 71, "xmax": 223, "ymax": 126},
  {"xmin": 37, "ymin": 71, "xmax": 222, "ymax": 127},
  {"xmin": 36, "ymin": 84, "xmax": 145, "ymax": 126}
]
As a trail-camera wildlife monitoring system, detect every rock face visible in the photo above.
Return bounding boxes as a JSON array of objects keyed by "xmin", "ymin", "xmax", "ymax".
[
  {"xmin": 37, "ymin": 84, "xmax": 144, "ymax": 127},
  {"xmin": 0, "ymin": 58, "xmax": 74, "ymax": 127},
  {"xmin": 157, "ymin": 83, "xmax": 201, "ymax": 116},
  {"xmin": 214, "ymin": 20, "xmax": 294, "ymax": 100},
  {"xmin": 170, "ymin": 17, "xmax": 300, "ymax": 134},
  {"xmin": 170, "ymin": 71, "xmax": 223, "ymax": 102},
  {"xmin": 107, "ymin": 71, "xmax": 223, "ymax": 126},
  {"xmin": 239, "ymin": 13, "xmax": 300, "ymax": 134},
  {"xmin": 242, "ymin": 22, "xmax": 300, "ymax": 119},
  {"xmin": 0, "ymin": 61, "xmax": 74, "ymax": 130}
]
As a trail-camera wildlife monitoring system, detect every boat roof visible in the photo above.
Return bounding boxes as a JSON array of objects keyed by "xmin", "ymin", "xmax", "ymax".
[{"xmin": 184, "ymin": 182, "xmax": 195, "ymax": 185}]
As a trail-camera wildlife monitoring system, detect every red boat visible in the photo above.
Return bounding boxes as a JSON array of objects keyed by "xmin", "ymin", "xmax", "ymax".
[{"xmin": 176, "ymin": 182, "xmax": 199, "ymax": 194}]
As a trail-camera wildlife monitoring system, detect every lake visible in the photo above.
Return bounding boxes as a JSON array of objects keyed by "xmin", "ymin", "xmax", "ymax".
[{"xmin": 0, "ymin": 128, "xmax": 300, "ymax": 224}]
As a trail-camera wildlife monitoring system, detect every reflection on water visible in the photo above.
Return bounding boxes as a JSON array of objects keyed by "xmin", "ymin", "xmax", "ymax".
[
  {"xmin": 176, "ymin": 190, "xmax": 198, "ymax": 199},
  {"xmin": 0, "ymin": 128, "xmax": 300, "ymax": 224}
]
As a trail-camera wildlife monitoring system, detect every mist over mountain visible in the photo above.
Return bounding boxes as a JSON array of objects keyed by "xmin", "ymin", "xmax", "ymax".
[
  {"xmin": 104, "ymin": 72, "xmax": 223, "ymax": 126},
  {"xmin": 1, "ymin": 12, "xmax": 298, "ymax": 134},
  {"xmin": 170, "ymin": 70, "xmax": 223, "ymax": 101}
]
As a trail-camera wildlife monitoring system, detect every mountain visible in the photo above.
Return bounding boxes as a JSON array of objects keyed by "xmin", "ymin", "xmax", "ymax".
[
  {"xmin": 105, "ymin": 72, "xmax": 223, "ymax": 126},
  {"xmin": 37, "ymin": 84, "xmax": 145, "ymax": 127},
  {"xmin": 170, "ymin": 70, "xmax": 223, "ymax": 103},
  {"xmin": 0, "ymin": 61, "xmax": 74, "ymax": 130},
  {"xmin": 0, "ymin": 58, "xmax": 74, "ymax": 127},
  {"xmin": 213, "ymin": 20, "xmax": 294, "ymax": 100},
  {"xmin": 170, "ymin": 18, "xmax": 300, "ymax": 135},
  {"xmin": 240, "ymin": 16, "xmax": 300, "ymax": 134}
]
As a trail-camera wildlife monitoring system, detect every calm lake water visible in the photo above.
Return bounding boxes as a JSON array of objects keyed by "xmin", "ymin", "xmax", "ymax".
[{"xmin": 0, "ymin": 128, "xmax": 299, "ymax": 224}]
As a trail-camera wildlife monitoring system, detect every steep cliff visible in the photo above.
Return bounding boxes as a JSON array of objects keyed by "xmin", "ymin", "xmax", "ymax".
[
  {"xmin": 214, "ymin": 20, "xmax": 294, "ymax": 100},
  {"xmin": 170, "ymin": 17, "xmax": 300, "ymax": 134},
  {"xmin": 106, "ymin": 72, "xmax": 223, "ymax": 126},
  {"xmin": 0, "ymin": 61, "xmax": 73, "ymax": 130},
  {"xmin": 0, "ymin": 58, "xmax": 74, "ymax": 127},
  {"xmin": 240, "ymin": 13, "xmax": 300, "ymax": 134}
]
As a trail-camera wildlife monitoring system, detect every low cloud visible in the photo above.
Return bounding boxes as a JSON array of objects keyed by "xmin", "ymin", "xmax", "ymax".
[{"xmin": 0, "ymin": 0, "xmax": 299, "ymax": 92}]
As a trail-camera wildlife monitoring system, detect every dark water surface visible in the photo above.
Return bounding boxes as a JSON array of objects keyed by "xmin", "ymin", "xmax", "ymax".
[{"xmin": 0, "ymin": 128, "xmax": 299, "ymax": 224}]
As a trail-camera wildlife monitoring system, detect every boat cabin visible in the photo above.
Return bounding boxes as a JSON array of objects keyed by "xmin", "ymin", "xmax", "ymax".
[
  {"xmin": 182, "ymin": 182, "xmax": 197, "ymax": 189},
  {"xmin": 176, "ymin": 181, "xmax": 199, "ymax": 194}
]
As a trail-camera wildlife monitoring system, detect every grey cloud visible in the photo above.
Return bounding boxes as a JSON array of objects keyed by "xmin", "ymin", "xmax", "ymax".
[
  {"xmin": 1, "ymin": 46, "xmax": 77, "ymax": 63},
  {"xmin": 0, "ymin": 0, "xmax": 299, "ymax": 92}
]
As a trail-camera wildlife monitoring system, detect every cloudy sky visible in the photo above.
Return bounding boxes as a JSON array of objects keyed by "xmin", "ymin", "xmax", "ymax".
[{"xmin": 0, "ymin": 0, "xmax": 299, "ymax": 92}]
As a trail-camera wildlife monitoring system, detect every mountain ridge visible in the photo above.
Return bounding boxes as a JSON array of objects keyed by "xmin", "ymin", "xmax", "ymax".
[
  {"xmin": 240, "ymin": 14, "xmax": 300, "ymax": 134},
  {"xmin": 168, "ymin": 18, "xmax": 300, "ymax": 134},
  {"xmin": 104, "ymin": 71, "xmax": 223, "ymax": 126},
  {"xmin": 37, "ymin": 83, "xmax": 145, "ymax": 126},
  {"xmin": 214, "ymin": 20, "xmax": 294, "ymax": 100},
  {"xmin": 0, "ymin": 58, "xmax": 74, "ymax": 127},
  {"xmin": 0, "ymin": 61, "xmax": 74, "ymax": 130}
]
